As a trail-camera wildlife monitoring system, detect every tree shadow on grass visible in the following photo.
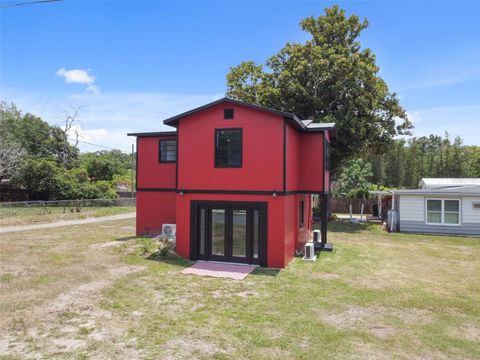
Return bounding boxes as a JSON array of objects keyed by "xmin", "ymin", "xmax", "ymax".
[
  {"xmin": 324, "ymin": 221, "xmax": 377, "ymax": 234},
  {"xmin": 250, "ymin": 267, "xmax": 280, "ymax": 277},
  {"xmin": 114, "ymin": 236, "xmax": 138, "ymax": 242},
  {"xmin": 145, "ymin": 252, "xmax": 192, "ymax": 268}
]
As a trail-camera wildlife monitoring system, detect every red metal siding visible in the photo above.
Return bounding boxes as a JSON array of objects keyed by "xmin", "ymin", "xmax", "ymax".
[
  {"xmin": 286, "ymin": 124, "xmax": 325, "ymax": 192},
  {"xmin": 283, "ymin": 194, "xmax": 312, "ymax": 264},
  {"xmin": 298, "ymin": 133, "xmax": 325, "ymax": 192},
  {"xmin": 137, "ymin": 135, "xmax": 176, "ymax": 189},
  {"xmin": 325, "ymin": 131, "xmax": 331, "ymax": 191},
  {"xmin": 133, "ymin": 100, "xmax": 333, "ymax": 268},
  {"xmin": 136, "ymin": 191, "xmax": 176, "ymax": 236},
  {"xmin": 177, "ymin": 104, "xmax": 284, "ymax": 191},
  {"xmin": 175, "ymin": 193, "xmax": 289, "ymax": 268},
  {"xmin": 285, "ymin": 125, "xmax": 300, "ymax": 191}
]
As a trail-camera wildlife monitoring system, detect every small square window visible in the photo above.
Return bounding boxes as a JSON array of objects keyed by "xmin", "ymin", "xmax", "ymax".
[
  {"xmin": 159, "ymin": 139, "xmax": 177, "ymax": 162},
  {"xmin": 224, "ymin": 109, "xmax": 234, "ymax": 119},
  {"xmin": 299, "ymin": 200, "xmax": 305, "ymax": 228}
]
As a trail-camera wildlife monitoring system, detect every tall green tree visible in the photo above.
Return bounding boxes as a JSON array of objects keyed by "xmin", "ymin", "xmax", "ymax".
[
  {"xmin": 334, "ymin": 158, "xmax": 373, "ymax": 199},
  {"xmin": 226, "ymin": 5, "xmax": 412, "ymax": 173},
  {"xmin": 80, "ymin": 150, "xmax": 129, "ymax": 181},
  {"xmin": 0, "ymin": 102, "xmax": 79, "ymax": 168}
]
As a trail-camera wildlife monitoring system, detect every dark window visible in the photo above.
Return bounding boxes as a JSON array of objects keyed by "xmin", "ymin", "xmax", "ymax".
[
  {"xmin": 299, "ymin": 200, "xmax": 305, "ymax": 228},
  {"xmin": 325, "ymin": 140, "xmax": 331, "ymax": 171},
  {"xmin": 159, "ymin": 139, "xmax": 177, "ymax": 162},
  {"xmin": 215, "ymin": 128, "xmax": 242, "ymax": 168},
  {"xmin": 224, "ymin": 108, "xmax": 234, "ymax": 119}
]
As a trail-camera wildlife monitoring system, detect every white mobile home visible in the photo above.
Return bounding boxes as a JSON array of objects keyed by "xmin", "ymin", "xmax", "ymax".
[{"xmin": 395, "ymin": 179, "xmax": 480, "ymax": 236}]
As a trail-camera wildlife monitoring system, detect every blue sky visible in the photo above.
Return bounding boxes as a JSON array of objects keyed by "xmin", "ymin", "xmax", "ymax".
[{"xmin": 1, "ymin": 0, "xmax": 479, "ymax": 152}]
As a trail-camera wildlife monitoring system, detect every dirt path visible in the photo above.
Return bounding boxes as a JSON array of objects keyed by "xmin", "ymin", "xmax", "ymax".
[
  {"xmin": 0, "ymin": 218, "xmax": 144, "ymax": 358},
  {"xmin": 0, "ymin": 212, "xmax": 136, "ymax": 234}
]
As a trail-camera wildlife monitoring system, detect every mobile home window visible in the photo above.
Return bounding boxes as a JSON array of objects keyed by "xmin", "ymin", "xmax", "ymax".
[
  {"xmin": 299, "ymin": 200, "xmax": 305, "ymax": 228},
  {"xmin": 426, "ymin": 199, "xmax": 460, "ymax": 225},
  {"xmin": 215, "ymin": 128, "xmax": 242, "ymax": 168},
  {"xmin": 159, "ymin": 139, "xmax": 177, "ymax": 162}
]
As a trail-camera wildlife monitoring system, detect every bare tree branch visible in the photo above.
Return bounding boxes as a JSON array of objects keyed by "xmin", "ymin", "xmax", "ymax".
[{"xmin": 0, "ymin": 135, "xmax": 25, "ymax": 181}]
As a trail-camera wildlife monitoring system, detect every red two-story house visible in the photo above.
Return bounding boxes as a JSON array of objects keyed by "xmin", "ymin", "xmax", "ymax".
[{"xmin": 128, "ymin": 98, "xmax": 335, "ymax": 268}]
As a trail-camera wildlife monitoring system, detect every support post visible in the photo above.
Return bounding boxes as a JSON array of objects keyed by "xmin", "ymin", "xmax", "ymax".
[
  {"xmin": 314, "ymin": 194, "xmax": 333, "ymax": 252},
  {"xmin": 131, "ymin": 143, "xmax": 135, "ymax": 200},
  {"xmin": 321, "ymin": 193, "xmax": 328, "ymax": 245}
]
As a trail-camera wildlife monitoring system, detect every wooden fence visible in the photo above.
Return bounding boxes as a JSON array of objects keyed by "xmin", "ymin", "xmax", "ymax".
[{"xmin": 330, "ymin": 197, "xmax": 377, "ymax": 214}]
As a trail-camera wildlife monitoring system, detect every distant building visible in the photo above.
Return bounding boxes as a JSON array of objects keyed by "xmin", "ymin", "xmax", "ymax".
[{"xmin": 395, "ymin": 178, "xmax": 480, "ymax": 236}]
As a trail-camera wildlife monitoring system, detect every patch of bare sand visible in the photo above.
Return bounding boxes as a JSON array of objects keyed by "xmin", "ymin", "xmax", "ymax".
[
  {"xmin": 448, "ymin": 320, "xmax": 480, "ymax": 343},
  {"xmin": 211, "ymin": 288, "xmax": 259, "ymax": 299},
  {"xmin": 311, "ymin": 272, "xmax": 340, "ymax": 281},
  {"xmin": 162, "ymin": 338, "xmax": 225, "ymax": 359},
  {"xmin": 319, "ymin": 305, "xmax": 432, "ymax": 339},
  {"xmin": 345, "ymin": 340, "xmax": 451, "ymax": 360},
  {"xmin": 89, "ymin": 238, "xmax": 136, "ymax": 250},
  {"xmin": 1, "ymin": 265, "xmax": 145, "ymax": 358}
]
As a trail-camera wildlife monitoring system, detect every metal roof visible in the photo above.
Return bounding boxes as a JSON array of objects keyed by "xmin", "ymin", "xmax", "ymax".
[
  {"xmin": 394, "ymin": 185, "xmax": 480, "ymax": 196},
  {"xmin": 127, "ymin": 131, "xmax": 176, "ymax": 137},
  {"xmin": 419, "ymin": 178, "xmax": 480, "ymax": 187},
  {"xmin": 162, "ymin": 97, "xmax": 336, "ymax": 136}
]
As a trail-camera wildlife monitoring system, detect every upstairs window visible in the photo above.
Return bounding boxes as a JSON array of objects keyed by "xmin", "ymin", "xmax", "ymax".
[
  {"xmin": 426, "ymin": 199, "xmax": 460, "ymax": 225},
  {"xmin": 325, "ymin": 140, "xmax": 331, "ymax": 171},
  {"xmin": 159, "ymin": 139, "xmax": 177, "ymax": 162},
  {"xmin": 215, "ymin": 128, "xmax": 242, "ymax": 168},
  {"xmin": 224, "ymin": 108, "xmax": 234, "ymax": 119},
  {"xmin": 299, "ymin": 200, "xmax": 305, "ymax": 228}
]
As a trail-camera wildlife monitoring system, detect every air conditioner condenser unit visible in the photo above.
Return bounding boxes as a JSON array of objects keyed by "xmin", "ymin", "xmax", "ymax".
[
  {"xmin": 302, "ymin": 242, "xmax": 316, "ymax": 262},
  {"xmin": 162, "ymin": 224, "xmax": 176, "ymax": 238}
]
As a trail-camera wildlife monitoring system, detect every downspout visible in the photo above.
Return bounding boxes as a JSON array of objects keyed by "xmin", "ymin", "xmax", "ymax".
[{"xmin": 390, "ymin": 190, "xmax": 395, "ymax": 232}]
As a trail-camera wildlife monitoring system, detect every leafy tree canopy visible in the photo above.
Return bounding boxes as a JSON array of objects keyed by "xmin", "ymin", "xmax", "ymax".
[
  {"xmin": 334, "ymin": 158, "xmax": 373, "ymax": 199},
  {"xmin": 80, "ymin": 150, "xmax": 129, "ymax": 182},
  {"xmin": 1, "ymin": 102, "xmax": 123, "ymax": 200},
  {"xmin": 367, "ymin": 132, "xmax": 480, "ymax": 188},
  {"xmin": 0, "ymin": 102, "xmax": 79, "ymax": 168},
  {"xmin": 226, "ymin": 5, "xmax": 412, "ymax": 173}
]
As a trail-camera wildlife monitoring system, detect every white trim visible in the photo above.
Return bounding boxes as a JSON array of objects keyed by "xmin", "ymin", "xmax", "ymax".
[{"xmin": 425, "ymin": 198, "xmax": 462, "ymax": 226}]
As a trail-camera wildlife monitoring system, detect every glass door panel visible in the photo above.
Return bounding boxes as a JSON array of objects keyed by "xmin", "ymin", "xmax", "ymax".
[
  {"xmin": 199, "ymin": 208, "xmax": 206, "ymax": 257},
  {"xmin": 252, "ymin": 209, "xmax": 259, "ymax": 260},
  {"xmin": 231, "ymin": 209, "xmax": 247, "ymax": 258},
  {"xmin": 211, "ymin": 209, "xmax": 225, "ymax": 256}
]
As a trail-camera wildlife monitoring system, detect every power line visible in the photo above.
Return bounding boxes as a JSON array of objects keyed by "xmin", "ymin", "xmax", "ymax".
[
  {"xmin": 66, "ymin": 135, "xmax": 131, "ymax": 154},
  {"xmin": 0, "ymin": 0, "xmax": 62, "ymax": 8}
]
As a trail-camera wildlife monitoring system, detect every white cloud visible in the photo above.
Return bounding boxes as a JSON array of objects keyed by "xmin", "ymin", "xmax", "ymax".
[
  {"xmin": 56, "ymin": 68, "xmax": 99, "ymax": 93},
  {"xmin": 400, "ymin": 104, "xmax": 480, "ymax": 145},
  {"xmin": 1, "ymin": 87, "xmax": 222, "ymax": 152},
  {"xmin": 406, "ymin": 110, "xmax": 421, "ymax": 124}
]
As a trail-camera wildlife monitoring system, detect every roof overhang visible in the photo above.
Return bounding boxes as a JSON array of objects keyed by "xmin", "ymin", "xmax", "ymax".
[
  {"xmin": 161, "ymin": 97, "xmax": 336, "ymax": 136},
  {"xmin": 394, "ymin": 189, "xmax": 480, "ymax": 196},
  {"xmin": 127, "ymin": 131, "xmax": 177, "ymax": 137}
]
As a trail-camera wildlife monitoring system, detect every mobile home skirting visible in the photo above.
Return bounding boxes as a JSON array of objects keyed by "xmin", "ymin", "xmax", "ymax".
[{"xmin": 400, "ymin": 221, "xmax": 480, "ymax": 236}]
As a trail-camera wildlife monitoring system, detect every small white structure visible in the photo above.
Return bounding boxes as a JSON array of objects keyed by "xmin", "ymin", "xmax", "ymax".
[
  {"xmin": 302, "ymin": 242, "xmax": 317, "ymax": 262},
  {"xmin": 419, "ymin": 178, "xmax": 480, "ymax": 190},
  {"xmin": 395, "ymin": 178, "xmax": 480, "ymax": 236}
]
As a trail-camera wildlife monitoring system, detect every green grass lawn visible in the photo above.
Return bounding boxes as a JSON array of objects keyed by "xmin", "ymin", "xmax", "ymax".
[
  {"xmin": 0, "ymin": 205, "xmax": 135, "ymax": 227},
  {"xmin": 0, "ymin": 219, "xmax": 479, "ymax": 359}
]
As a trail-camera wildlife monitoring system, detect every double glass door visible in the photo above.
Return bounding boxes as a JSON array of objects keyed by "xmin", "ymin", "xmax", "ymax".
[{"xmin": 193, "ymin": 202, "xmax": 266, "ymax": 265}]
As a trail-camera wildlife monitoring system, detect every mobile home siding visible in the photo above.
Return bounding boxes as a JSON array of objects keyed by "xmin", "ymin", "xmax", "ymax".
[
  {"xmin": 462, "ymin": 196, "xmax": 480, "ymax": 223},
  {"xmin": 399, "ymin": 196, "xmax": 424, "ymax": 222},
  {"xmin": 400, "ymin": 195, "xmax": 480, "ymax": 236}
]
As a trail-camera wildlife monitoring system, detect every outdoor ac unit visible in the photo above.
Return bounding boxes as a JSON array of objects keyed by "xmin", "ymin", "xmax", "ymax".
[
  {"xmin": 303, "ymin": 242, "xmax": 316, "ymax": 262},
  {"xmin": 162, "ymin": 224, "xmax": 176, "ymax": 238}
]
